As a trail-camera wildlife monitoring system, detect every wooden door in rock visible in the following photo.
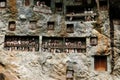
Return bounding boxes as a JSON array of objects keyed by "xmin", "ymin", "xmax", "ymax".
[{"xmin": 94, "ymin": 56, "xmax": 107, "ymax": 71}]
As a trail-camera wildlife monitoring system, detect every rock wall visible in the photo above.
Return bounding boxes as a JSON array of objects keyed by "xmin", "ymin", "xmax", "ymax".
[{"xmin": 0, "ymin": 0, "xmax": 119, "ymax": 80}]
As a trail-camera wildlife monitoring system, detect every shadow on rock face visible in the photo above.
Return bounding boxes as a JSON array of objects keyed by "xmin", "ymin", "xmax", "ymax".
[{"xmin": 0, "ymin": 73, "xmax": 5, "ymax": 80}]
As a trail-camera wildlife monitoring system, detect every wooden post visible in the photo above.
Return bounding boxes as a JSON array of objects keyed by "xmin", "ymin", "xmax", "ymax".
[{"xmin": 109, "ymin": 0, "xmax": 115, "ymax": 74}]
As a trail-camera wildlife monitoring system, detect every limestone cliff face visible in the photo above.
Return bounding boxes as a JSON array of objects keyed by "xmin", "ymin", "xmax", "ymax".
[{"xmin": 0, "ymin": 0, "xmax": 119, "ymax": 80}]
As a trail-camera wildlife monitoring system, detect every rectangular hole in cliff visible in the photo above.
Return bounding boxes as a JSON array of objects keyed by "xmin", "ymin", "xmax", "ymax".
[
  {"xmin": 66, "ymin": 70, "xmax": 74, "ymax": 80},
  {"xmin": 25, "ymin": 0, "xmax": 30, "ymax": 6},
  {"xmin": 0, "ymin": 0, "xmax": 6, "ymax": 8},
  {"xmin": 66, "ymin": 5, "xmax": 85, "ymax": 21},
  {"xmin": 83, "ymin": 0, "xmax": 96, "ymax": 10},
  {"xmin": 74, "ymin": 0, "xmax": 83, "ymax": 3},
  {"xmin": 42, "ymin": 36, "xmax": 86, "ymax": 53},
  {"xmin": 90, "ymin": 37, "xmax": 98, "ymax": 46},
  {"xmin": 66, "ymin": 66, "xmax": 74, "ymax": 80},
  {"xmin": 55, "ymin": 2, "xmax": 62, "ymax": 12},
  {"xmin": 66, "ymin": 5, "xmax": 84, "ymax": 14},
  {"xmin": 34, "ymin": 0, "xmax": 51, "ymax": 7},
  {"xmin": 94, "ymin": 56, "xmax": 107, "ymax": 71},
  {"xmin": 42, "ymin": 36, "xmax": 63, "ymax": 53},
  {"xmin": 99, "ymin": 0, "xmax": 108, "ymax": 11},
  {"xmin": 29, "ymin": 20, "xmax": 37, "ymax": 30},
  {"xmin": 4, "ymin": 35, "xmax": 39, "ymax": 51},
  {"xmin": 110, "ymin": 1, "xmax": 120, "ymax": 19},
  {"xmin": 66, "ymin": 16, "xmax": 85, "ymax": 21},
  {"xmin": 65, "ymin": 37, "xmax": 86, "ymax": 53},
  {"xmin": 47, "ymin": 21, "xmax": 55, "ymax": 30},
  {"xmin": 66, "ymin": 24, "xmax": 74, "ymax": 33},
  {"xmin": 8, "ymin": 21, "xmax": 16, "ymax": 31}
]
